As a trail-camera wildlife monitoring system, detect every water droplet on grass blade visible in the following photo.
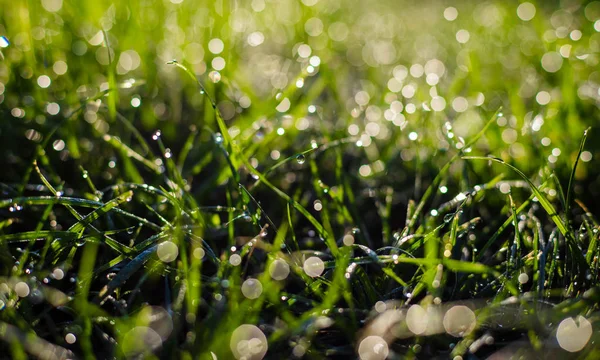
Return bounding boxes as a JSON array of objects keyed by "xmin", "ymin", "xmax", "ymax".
[
  {"xmin": 0, "ymin": 36, "xmax": 9, "ymax": 48},
  {"xmin": 296, "ymin": 154, "xmax": 306, "ymax": 164},
  {"xmin": 214, "ymin": 133, "xmax": 223, "ymax": 144},
  {"xmin": 152, "ymin": 130, "xmax": 162, "ymax": 140}
]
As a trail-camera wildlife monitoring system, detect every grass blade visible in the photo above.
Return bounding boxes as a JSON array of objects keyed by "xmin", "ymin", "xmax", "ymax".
[{"xmin": 566, "ymin": 128, "xmax": 590, "ymax": 225}]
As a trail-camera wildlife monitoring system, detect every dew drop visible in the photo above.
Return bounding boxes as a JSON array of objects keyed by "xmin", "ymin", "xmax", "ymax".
[
  {"xmin": 214, "ymin": 133, "xmax": 223, "ymax": 144},
  {"xmin": 242, "ymin": 211, "xmax": 253, "ymax": 222},
  {"xmin": 152, "ymin": 130, "xmax": 162, "ymax": 140},
  {"xmin": 0, "ymin": 36, "xmax": 9, "ymax": 48},
  {"xmin": 296, "ymin": 154, "xmax": 306, "ymax": 164}
]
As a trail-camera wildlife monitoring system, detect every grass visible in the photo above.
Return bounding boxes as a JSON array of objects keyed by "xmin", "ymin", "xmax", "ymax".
[{"xmin": 1, "ymin": 0, "xmax": 600, "ymax": 359}]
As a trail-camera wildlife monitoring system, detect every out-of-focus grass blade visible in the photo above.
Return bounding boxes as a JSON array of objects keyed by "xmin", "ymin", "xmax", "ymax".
[
  {"xmin": 168, "ymin": 60, "xmax": 240, "ymax": 181},
  {"xmin": 115, "ymin": 111, "xmax": 152, "ymax": 156},
  {"xmin": 0, "ymin": 321, "xmax": 75, "ymax": 359},
  {"xmin": 103, "ymin": 134, "xmax": 162, "ymax": 174},
  {"xmin": 103, "ymin": 30, "xmax": 117, "ymax": 121}
]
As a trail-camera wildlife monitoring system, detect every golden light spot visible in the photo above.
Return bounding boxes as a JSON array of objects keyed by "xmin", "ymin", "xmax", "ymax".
[
  {"xmin": 556, "ymin": 316, "xmax": 592, "ymax": 352},
  {"xmin": 303, "ymin": 256, "xmax": 325, "ymax": 277},
  {"xmin": 358, "ymin": 336, "xmax": 389, "ymax": 360},
  {"xmin": 268, "ymin": 259, "xmax": 290, "ymax": 280},
  {"xmin": 443, "ymin": 305, "xmax": 476, "ymax": 337},
  {"xmin": 14, "ymin": 282, "xmax": 30, "ymax": 297},
  {"xmin": 241, "ymin": 278, "xmax": 263, "ymax": 299},
  {"xmin": 157, "ymin": 241, "xmax": 179, "ymax": 262},
  {"xmin": 229, "ymin": 254, "xmax": 242, "ymax": 266},
  {"xmin": 230, "ymin": 324, "xmax": 268, "ymax": 360},
  {"xmin": 406, "ymin": 305, "xmax": 428, "ymax": 335}
]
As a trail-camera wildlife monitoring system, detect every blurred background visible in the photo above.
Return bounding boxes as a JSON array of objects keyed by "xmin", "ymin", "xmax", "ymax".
[
  {"xmin": 2, "ymin": 1, "xmax": 600, "ymax": 358},
  {"xmin": 1, "ymin": 0, "xmax": 600, "ymax": 219}
]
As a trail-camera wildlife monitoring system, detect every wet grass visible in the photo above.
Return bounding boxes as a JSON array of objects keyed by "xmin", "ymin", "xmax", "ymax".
[{"xmin": 1, "ymin": 1, "xmax": 600, "ymax": 359}]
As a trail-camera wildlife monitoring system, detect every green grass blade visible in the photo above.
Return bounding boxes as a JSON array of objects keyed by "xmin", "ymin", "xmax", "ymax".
[
  {"xmin": 68, "ymin": 191, "xmax": 134, "ymax": 234},
  {"xmin": 566, "ymin": 128, "xmax": 590, "ymax": 225},
  {"xmin": 407, "ymin": 108, "xmax": 500, "ymax": 231}
]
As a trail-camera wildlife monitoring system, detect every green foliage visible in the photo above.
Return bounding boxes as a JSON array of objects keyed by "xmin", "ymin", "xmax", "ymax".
[{"xmin": 1, "ymin": 0, "xmax": 600, "ymax": 359}]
